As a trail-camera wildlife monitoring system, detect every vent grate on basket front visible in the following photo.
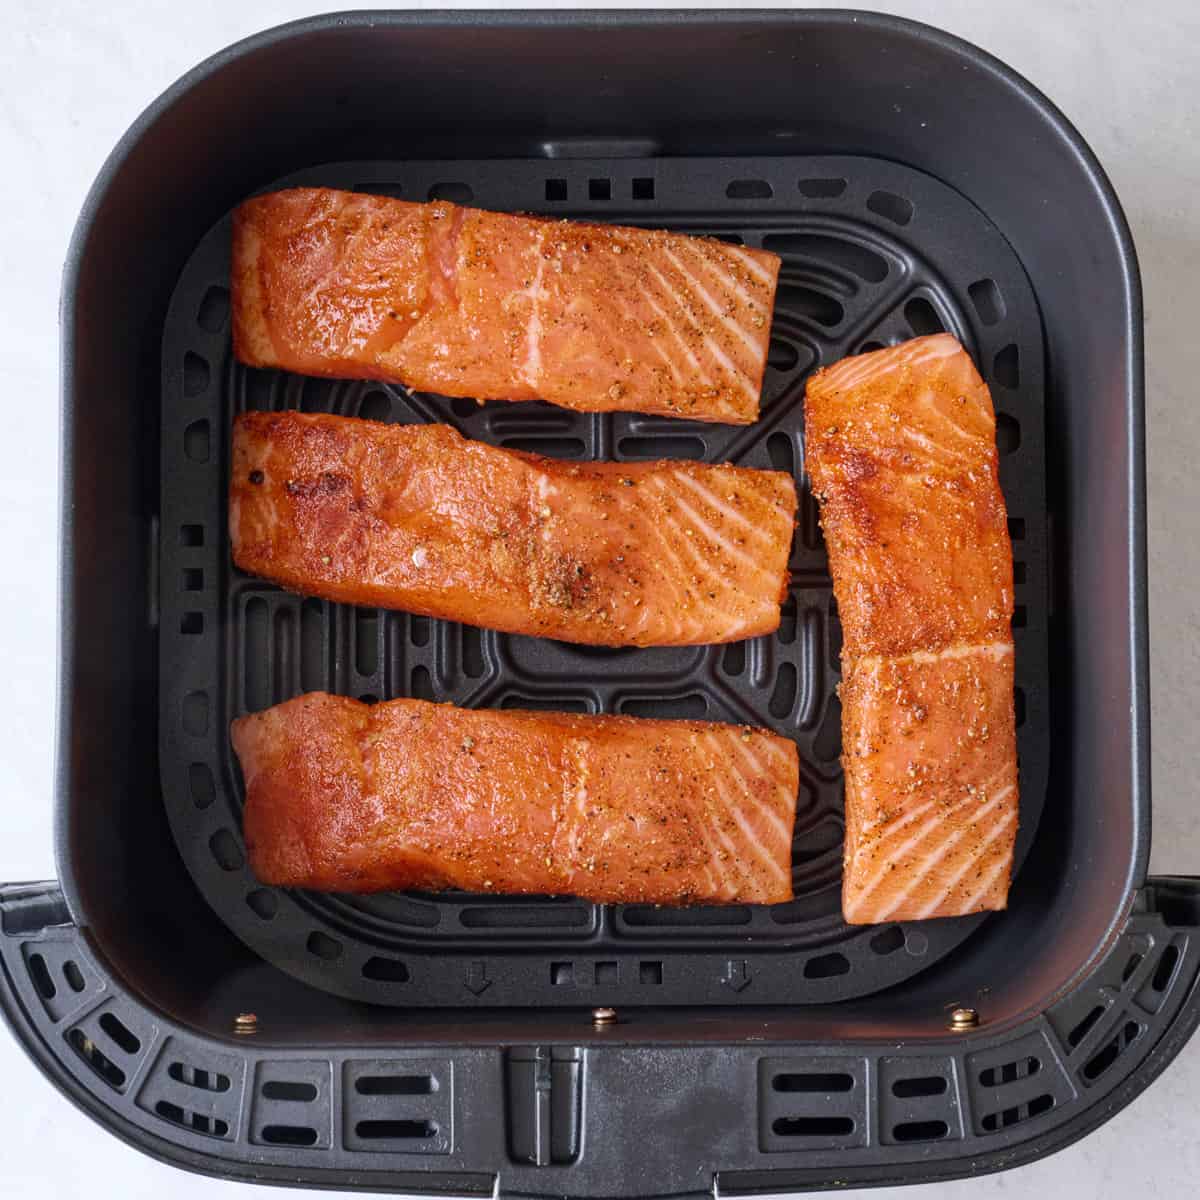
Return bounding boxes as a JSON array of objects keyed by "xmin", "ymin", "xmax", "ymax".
[{"xmin": 158, "ymin": 156, "xmax": 1049, "ymax": 1006}]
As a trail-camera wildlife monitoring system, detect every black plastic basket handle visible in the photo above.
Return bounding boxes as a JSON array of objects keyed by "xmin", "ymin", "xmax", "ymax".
[{"xmin": 2, "ymin": 877, "xmax": 1198, "ymax": 1198}]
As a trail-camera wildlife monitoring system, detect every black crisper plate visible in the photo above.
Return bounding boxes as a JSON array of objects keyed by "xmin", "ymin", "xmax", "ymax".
[{"xmin": 159, "ymin": 155, "xmax": 1048, "ymax": 1006}]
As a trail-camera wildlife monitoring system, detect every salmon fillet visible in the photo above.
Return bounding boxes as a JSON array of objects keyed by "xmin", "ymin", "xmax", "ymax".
[
  {"xmin": 230, "ymin": 411, "xmax": 797, "ymax": 647},
  {"xmin": 232, "ymin": 187, "xmax": 780, "ymax": 424},
  {"xmin": 232, "ymin": 693, "xmax": 799, "ymax": 904},
  {"xmin": 804, "ymin": 334, "xmax": 1018, "ymax": 924}
]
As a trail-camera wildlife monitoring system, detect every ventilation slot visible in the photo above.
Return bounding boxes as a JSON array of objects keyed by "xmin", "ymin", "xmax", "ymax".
[
  {"xmin": 551, "ymin": 962, "xmax": 574, "ymax": 986},
  {"xmin": 1152, "ymin": 942, "xmax": 1181, "ymax": 993},
  {"xmin": 588, "ymin": 178, "xmax": 611, "ymax": 201},
  {"xmin": 772, "ymin": 1116, "xmax": 854, "ymax": 1137},
  {"xmin": 904, "ymin": 297, "xmax": 943, "ymax": 336},
  {"xmin": 726, "ymin": 179, "xmax": 773, "ymax": 200},
  {"xmin": 618, "ymin": 436, "xmax": 705, "ymax": 459},
  {"xmin": 804, "ymin": 952, "xmax": 850, "ymax": 979},
  {"xmin": 462, "ymin": 625, "xmax": 485, "ymax": 678},
  {"xmin": 994, "ymin": 343, "xmax": 1020, "ymax": 389},
  {"xmin": 501, "ymin": 436, "xmax": 586, "ymax": 458},
  {"xmin": 362, "ymin": 956, "xmax": 410, "ymax": 983},
  {"xmin": 762, "ymin": 234, "xmax": 888, "ymax": 283},
  {"xmin": 28, "ymin": 952, "xmax": 56, "ymax": 999},
  {"xmin": 183, "ymin": 567, "xmax": 203, "ymax": 591},
  {"xmin": 355, "ymin": 1119, "xmax": 437, "ymax": 1140},
  {"xmin": 866, "ymin": 190, "xmax": 913, "ymax": 225},
  {"xmin": 620, "ymin": 693, "xmax": 707, "ymax": 719},
  {"xmin": 301, "ymin": 599, "xmax": 326, "ymax": 692},
  {"xmin": 356, "ymin": 1074, "xmax": 436, "ymax": 1096},
  {"xmin": 261, "ymin": 1124, "xmax": 318, "ymax": 1146},
  {"xmin": 410, "ymin": 665, "xmax": 435, "ymax": 700},
  {"xmin": 640, "ymin": 961, "xmax": 663, "ymax": 985},
  {"xmin": 722, "ymin": 641, "xmax": 746, "ymax": 676},
  {"xmin": 996, "ymin": 412, "xmax": 1021, "ymax": 454},
  {"xmin": 1122, "ymin": 951, "xmax": 1144, "ymax": 983},
  {"xmin": 246, "ymin": 889, "xmax": 278, "ymax": 920},
  {"xmin": 979, "ymin": 1056, "xmax": 1040, "ymax": 1087},
  {"xmin": 306, "ymin": 931, "xmax": 342, "ymax": 961},
  {"xmin": 183, "ymin": 352, "xmax": 210, "ymax": 397},
  {"xmin": 892, "ymin": 1075, "xmax": 948, "ymax": 1098},
  {"xmin": 813, "ymin": 695, "xmax": 842, "ymax": 762},
  {"xmin": 355, "ymin": 609, "xmax": 379, "ymax": 678},
  {"xmin": 263, "ymin": 1080, "xmax": 319, "ymax": 1102},
  {"xmin": 769, "ymin": 663, "xmax": 797, "ymax": 718},
  {"xmin": 871, "ymin": 926, "xmax": 906, "ymax": 956},
  {"xmin": 63, "ymin": 960, "xmax": 86, "ymax": 993},
  {"xmin": 209, "ymin": 829, "xmax": 243, "ymax": 872},
  {"xmin": 180, "ymin": 524, "xmax": 204, "ymax": 547},
  {"xmin": 545, "ymin": 179, "xmax": 567, "ymax": 202},
  {"xmin": 427, "ymin": 181, "xmax": 473, "ymax": 204},
  {"xmin": 772, "ymin": 1072, "xmax": 854, "ymax": 1093},
  {"xmin": 98, "ymin": 1012, "xmax": 141, "ymax": 1055},
  {"xmin": 197, "ymin": 285, "xmax": 230, "ymax": 333},
  {"xmin": 169, "ymin": 1062, "xmax": 232, "ymax": 1092},
  {"xmin": 154, "ymin": 1100, "xmax": 229, "ymax": 1138},
  {"xmin": 632, "ymin": 177, "xmax": 655, "ymax": 200},
  {"xmin": 1067, "ymin": 1005, "xmax": 1104, "ymax": 1048},
  {"xmin": 1083, "ymin": 1020, "xmax": 1141, "ymax": 1083},
  {"xmin": 767, "ymin": 339, "xmax": 800, "ymax": 371},
  {"xmin": 68, "ymin": 1029, "xmax": 126, "ymax": 1090},
  {"xmin": 777, "ymin": 595, "xmax": 797, "ymax": 644},
  {"xmin": 180, "ymin": 612, "xmax": 203, "ymax": 635},
  {"xmin": 359, "ymin": 390, "xmax": 392, "ymax": 422},
  {"xmin": 776, "ymin": 284, "xmax": 843, "ymax": 327},
  {"xmin": 893, "ymin": 1119, "xmax": 948, "ymax": 1142},
  {"xmin": 798, "ymin": 177, "xmax": 847, "ymax": 198},
  {"xmin": 980, "ymin": 1093, "xmax": 1053, "ymax": 1132},
  {"xmin": 767, "ymin": 432, "xmax": 794, "ymax": 473},
  {"xmin": 968, "ymin": 278, "xmax": 1006, "ymax": 325},
  {"xmin": 184, "ymin": 419, "xmax": 210, "ymax": 463}
]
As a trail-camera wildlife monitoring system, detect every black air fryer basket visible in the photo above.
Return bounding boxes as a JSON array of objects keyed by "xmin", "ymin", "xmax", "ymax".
[{"xmin": 2, "ymin": 11, "xmax": 1195, "ymax": 1197}]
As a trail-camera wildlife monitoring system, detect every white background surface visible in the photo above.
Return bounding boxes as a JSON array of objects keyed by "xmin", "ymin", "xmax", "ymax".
[{"xmin": 1, "ymin": 1, "xmax": 1197, "ymax": 1196}]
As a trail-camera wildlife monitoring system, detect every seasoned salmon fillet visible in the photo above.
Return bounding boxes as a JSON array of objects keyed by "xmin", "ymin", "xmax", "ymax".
[
  {"xmin": 230, "ymin": 412, "xmax": 797, "ymax": 647},
  {"xmin": 232, "ymin": 187, "xmax": 780, "ymax": 424},
  {"xmin": 804, "ymin": 334, "xmax": 1018, "ymax": 924},
  {"xmin": 232, "ymin": 693, "xmax": 799, "ymax": 904}
]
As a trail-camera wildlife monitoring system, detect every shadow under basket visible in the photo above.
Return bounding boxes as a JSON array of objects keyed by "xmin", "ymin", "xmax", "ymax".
[{"xmin": 5, "ymin": 11, "xmax": 1196, "ymax": 1200}]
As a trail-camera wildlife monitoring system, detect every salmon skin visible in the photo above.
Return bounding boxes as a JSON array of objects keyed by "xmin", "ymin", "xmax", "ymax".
[
  {"xmin": 804, "ymin": 334, "xmax": 1018, "ymax": 924},
  {"xmin": 232, "ymin": 693, "xmax": 799, "ymax": 905},
  {"xmin": 232, "ymin": 187, "xmax": 780, "ymax": 425},
  {"xmin": 231, "ymin": 411, "xmax": 797, "ymax": 647}
]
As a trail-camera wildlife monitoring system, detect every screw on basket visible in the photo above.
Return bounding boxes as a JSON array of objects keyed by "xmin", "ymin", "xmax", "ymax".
[
  {"xmin": 233, "ymin": 1012, "xmax": 258, "ymax": 1036},
  {"xmin": 948, "ymin": 1006, "xmax": 980, "ymax": 1031},
  {"xmin": 592, "ymin": 1006, "xmax": 618, "ymax": 1028}
]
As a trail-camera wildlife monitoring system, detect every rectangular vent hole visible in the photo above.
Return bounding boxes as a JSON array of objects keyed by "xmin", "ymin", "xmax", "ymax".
[
  {"xmin": 772, "ymin": 1116, "xmax": 854, "ymax": 1137},
  {"xmin": 979, "ymin": 1056, "xmax": 1040, "ymax": 1087},
  {"xmin": 155, "ymin": 1100, "xmax": 228, "ymax": 1138},
  {"xmin": 1083, "ymin": 1021, "xmax": 1141, "ymax": 1082},
  {"xmin": 261, "ymin": 1124, "xmax": 318, "ymax": 1146},
  {"xmin": 181, "ymin": 611, "xmax": 204, "ymax": 635},
  {"xmin": 551, "ymin": 961, "xmax": 574, "ymax": 986},
  {"xmin": 28, "ymin": 952, "xmax": 56, "ymax": 999},
  {"xmin": 773, "ymin": 1072, "xmax": 854, "ymax": 1093},
  {"xmin": 588, "ymin": 178, "xmax": 611, "ymax": 200},
  {"xmin": 892, "ymin": 1076, "xmax": 948, "ymax": 1098},
  {"xmin": 1067, "ymin": 1005, "xmax": 1105, "ymax": 1048},
  {"xmin": 968, "ymin": 278, "xmax": 1006, "ymax": 326},
  {"xmin": 169, "ymin": 1062, "xmax": 231, "ymax": 1092},
  {"xmin": 632, "ymin": 177, "xmax": 655, "ymax": 200},
  {"xmin": 68, "ymin": 1029, "xmax": 125, "ymax": 1089},
  {"xmin": 98, "ymin": 1011, "xmax": 141, "ymax": 1055},
  {"xmin": 180, "ymin": 524, "xmax": 204, "ymax": 547},
  {"xmin": 182, "ymin": 567, "xmax": 203, "ymax": 591},
  {"xmin": 893, "ymin": 1119, "xmax": 948, "ymax": 1142},
  {"xmin": 727, "ymin": 179, "xmax": 773, "ymax": 200},
  {"xmin": 355, "ymin": 1074, "xmax": 436, "ymax": 1096},
  {"xmin": 262, "ymin": 1080, "xmax": 318, "ymax": 1102},
  {"xmin": 595, "ymin": 961, "xmax": 618, "ymax": 984},
  {"xmin": 799, "ymin": 177, "xmax": 847, "ymax": 198},
  {"xmin": 355, "ymin": 1119, "xmax": 437, "ymax": 1140},
  {"xmin": 639, "ymin": 961, "xmax": 663, "ymax": 985},
  {"xmin": 804, "ymin": 952, "xmax": 850, "ymax": 979},
  {"xmin": 545, "ymin": 179, "xmax": 567, "ymax": 202},
  {"xmin": 63, "ymin": 960, "xmax": 86, "ymax": 993},
  {"xmin": 1152, "ymin": 943, "xmax": 1181, "ymax": 992}
]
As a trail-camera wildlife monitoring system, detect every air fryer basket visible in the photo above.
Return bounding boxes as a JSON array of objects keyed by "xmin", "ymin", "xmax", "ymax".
[{"xmin": 2, "ymin": 11, "xmax": 1194, "ymax": 1199}]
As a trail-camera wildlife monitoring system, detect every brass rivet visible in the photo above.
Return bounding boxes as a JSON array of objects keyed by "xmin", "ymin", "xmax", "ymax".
[
  {"xmin": 234, "ymin": 1012, "xmax": 258, "ymax": 1035},
  {"xmin": 949, "ymin": 1006, "xmax": 980, "ymax": 1031},
  {"xmin": 592, "ymin": 1006, "xmax": 618, "ymax": 1028}
]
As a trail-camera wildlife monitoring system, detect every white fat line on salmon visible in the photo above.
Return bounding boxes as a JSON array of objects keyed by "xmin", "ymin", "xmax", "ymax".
[
  {"xmin": 913, "ymin": 799, "xmax": 1017, "ymax": 919},
  {"xmin": 521, "ymin": 225, "xmax": 548, "ymax": 391},
  {"xmin": 674, "ymin": 243, "xmax": 772, "ymax": 360},
  {"xmin": 628, "ymin": 496, "xmax": 703, "ymax": 632},
  {"xmin": 724, "ymin": 737, "xmax": 797, "ymax": 847},
  {"xmin": 684, "ymin": 762, "xmax": 741, "ymax": 898},
  {"xmin": 695, "ymin": 753, "xmax": 764, "ymax": 892},
  {"xmin": 724, "ymin": 244, "xmax": 777, "ymax": 289},
  {"xmin": 640, "ymin": 264, "xmax": 717, "ymax": 388},
  {"xmin": 660, "ymin": 246, "xmax": 762, "ymax": 388},
  {"xmin": 870, "ymin": 789, "xmax": 1015, "ymax": 922},
  {"xmin": 956, "ymin": 842, "xmax": 1015, "ymax": 914},
  {"xmin": 635, "ymin": 493, "xmax": 728, "ymax": 635},
  {"xmin": 852, "ymin": 640, "xmax": 1013, "ymax": 673},
  {"xmin": 660, "ymin": 484, "xmax": 768, "ymax": 576},
  {"xmin": 671, "ymin": 471, "xmax": 779, "ymax": 548}
]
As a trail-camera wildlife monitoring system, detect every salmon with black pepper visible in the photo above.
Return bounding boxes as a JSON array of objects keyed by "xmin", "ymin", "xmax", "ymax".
[
  {"xmin": 231, "ymin": 411, "xmax": 797, "ymax": 647},
  {"xmin": 232, "ymin": 693, "xmax": 799, "ymax": 904},
  {"xmin": 804, "ymin": 334, "xmax": 1018, "ymax": 923},
  {"xmin": 232, "ymin": 187, "xmax": 780, "ymax": 423}
]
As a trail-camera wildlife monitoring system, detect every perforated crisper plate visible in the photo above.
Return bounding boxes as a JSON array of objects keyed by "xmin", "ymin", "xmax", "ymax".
[{"xmin": 158, "ymin": 156, "xmax": 1049, "ymax": 1007}]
